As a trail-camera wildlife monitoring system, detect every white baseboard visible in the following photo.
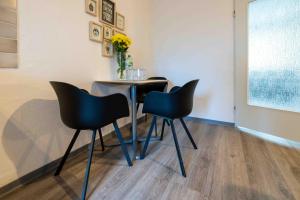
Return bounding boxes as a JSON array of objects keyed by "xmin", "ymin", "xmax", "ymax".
[{"xmin": 237, "ymin": 126, "xmax": 300, "ymax": 149}]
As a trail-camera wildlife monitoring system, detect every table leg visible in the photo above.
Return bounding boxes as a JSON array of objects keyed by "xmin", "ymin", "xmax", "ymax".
[{"xmin": 131, "ymin": 85, "xmax": 139, "ymax": 160}]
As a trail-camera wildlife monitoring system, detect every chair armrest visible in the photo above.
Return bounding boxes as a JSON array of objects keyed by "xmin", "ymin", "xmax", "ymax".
[
  {"xmin": 143, "ymin": 85, "xmax": 192, "ymax": 119},
  {"xmin": 93, "ymin": 93, "xmax": 129, "ymax": 116},
  {"xmin": 143, "ymin": 91, "xmax": 173, "ymax": 117},
  {"xmin": 82, "ymin": 93, "xmax": 129, "ymax": 127},
  {"xmin": 80, "ymin": 89, "xmax": 89, "ymax": 94},
  {"xmin": 169, "ymin": 86, "xmax": 181, "ymax": 93}
]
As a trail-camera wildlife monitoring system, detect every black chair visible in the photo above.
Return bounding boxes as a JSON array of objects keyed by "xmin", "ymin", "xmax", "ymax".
[
  {"xmin": 80, "ymin": 88, "xmax": 105, "ymax": 151},
  {"xmin": 132, "ymin": 77, "xmax": 168, "ymax": 135},
  {"xmin": 140, "ymin": 80, "xmax": 199, "ymax": 177},
  {"xmin": 135, "ymin": 77, "xmax": 168, "ymax": 111},
  {"xmin": 50, "ymin": 82, "xmax": 132, "ymax": 200}
]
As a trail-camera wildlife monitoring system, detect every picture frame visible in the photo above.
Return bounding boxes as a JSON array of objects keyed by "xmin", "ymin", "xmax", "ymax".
[
  {"xmin": 89, "ymin": 21, "xmax": 103, "ymax": 43},
  {"xmin": 0, "ymin": 0, "xmax": 18, "ymax": 68},
  {"xmin": 99, "ymin": 0, "xmax": 115, "ymax": 26},
  {"xmin": 85, "ymin": 0, "xmax": 98, "ymax": 16},
  {"xmin": 102, "ymin": 39, "xmax": 113, "ymax": 57},
  {"xmin": 113, "ymin": 29, "xmax": 126, "ymax": 36},
  {"xmin": 103, "ymin": 26, "xmax": 113, "ymax": 40},
  {"xmin": 116, "ymin": 12, "xmax": 125, "ymax": 31}
]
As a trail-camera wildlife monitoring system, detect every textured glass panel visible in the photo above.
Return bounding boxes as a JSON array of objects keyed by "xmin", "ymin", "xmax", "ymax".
[{"xmin": 248, "ymin": 0, "xmax": 300, "ymax": 112}]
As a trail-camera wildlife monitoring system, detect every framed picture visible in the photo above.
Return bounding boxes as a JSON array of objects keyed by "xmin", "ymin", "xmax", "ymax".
[
  {"xmin": 103, "ymin": 26, "xmax": 113, "ymax": 40},
  {"xmin": 89, "ymin": 21, "xmax": 103, "ymax": 42},
  {"xmin": 0, "ymin": 0, "xmax": 17, "ymax": 68},
  {"xmin": 113, "ymin": 29, "xmax": 126, "ymax": 36},
  {"xmin": 99, "ymin": 0, "xmax": 115, "ymax": 26},
  {"xmin": 102, "ymin": 39, "xmax": 113, "ymax": 57},
  {"xmin": 116, "ymin": 12, "xmax": 125, "ymax": 30},
  {"xmin": 85, "ymin": 0, "xmax": 98, "ymax": 16}
]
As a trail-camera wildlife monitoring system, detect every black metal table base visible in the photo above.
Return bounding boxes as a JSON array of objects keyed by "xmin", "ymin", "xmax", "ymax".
[
  {"xmin": 103, "ymin": 139, "xmax": 133, "ymax": 148},
  {"xmin": 103, "ymin": 136, "xmax": 161, "ymax": 148},
  {"xmin": 137, "ymin": 136, "xmax": 161, "ymax": 142}
]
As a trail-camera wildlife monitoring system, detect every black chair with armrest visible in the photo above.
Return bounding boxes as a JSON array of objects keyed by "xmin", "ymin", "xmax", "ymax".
[
  {"xmin": 135, "ymin": 77, "xmax": 168, "ymax": 108},
  {"xmin": 131, "ymin": 77, "xmax": 168, "ymax": 136},
  {"xmin": 140, "ymin": 80, "xmax": 199, "ymax": 177},
  {"xmin": 50, "ymin": 82, "xmax": 132, "ymax": 200},
  {"xmin": 80, "ymin": 88, "xmax": 105, "ymax": 151},
  {"xmin": 159, "ymin": 85, "xmax": 180, "ymax": 141}
]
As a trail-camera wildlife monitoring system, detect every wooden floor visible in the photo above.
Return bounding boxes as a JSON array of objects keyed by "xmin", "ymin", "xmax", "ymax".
[{"xmin": 1, "ymin": 119, "xmax": 300, "ymax": 200}]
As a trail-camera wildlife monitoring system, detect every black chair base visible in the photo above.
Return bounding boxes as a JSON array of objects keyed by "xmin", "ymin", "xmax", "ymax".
[
  {"xmin": 54, "ymin": 129, "xmax": 81, "ymax": 176},
  {"xmin": 160, "ymin": 119, "xmax": 170, "ymax": 141},
  {"xmin": 141, "ymin": 117, "xmax": 197, "ymax": 177},
  {"xmin": 54, "ymin": 122, "xmax": 132, "ymax": 200},
  {"xmin": 98, "ymin": 129, "xmax": 105, "ymax": 151},
  {"xmin": 170, "ymin": 120, "xmax": 186, "ymax": 177},
  {"xmin": 81, "ymin": 129, "xmax": 97, "ymax": 200},
  {"xmin": 133, "ymin": 105, "xmax": 158, "ymax": 136}
]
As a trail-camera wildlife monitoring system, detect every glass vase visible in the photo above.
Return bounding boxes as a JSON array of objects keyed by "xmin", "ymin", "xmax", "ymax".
[{"xmin": 117, "ymin": 51, "xmax": 126, "ymax": 80}]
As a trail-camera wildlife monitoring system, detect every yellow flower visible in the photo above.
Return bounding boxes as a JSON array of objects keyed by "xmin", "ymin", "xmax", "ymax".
[{"xmin": 111, "ymin": 34, "xmax": 133, "ymax": 47}]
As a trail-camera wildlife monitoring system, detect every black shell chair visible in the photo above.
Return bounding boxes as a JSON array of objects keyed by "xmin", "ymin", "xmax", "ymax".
[
  {"xmin": 135, "ymin": 77, "xmax": 168, "ymax": 105},
  {"xmin": 131, "ymin": 77, "xmax": 168, "ymax": 135},
  {"xmin": 50, "ymin": 82, "xmax": 132, "ymax": 200},
  {"xmin": 140, "ymin": 80, "xmax": 199, "ymax": 177}
]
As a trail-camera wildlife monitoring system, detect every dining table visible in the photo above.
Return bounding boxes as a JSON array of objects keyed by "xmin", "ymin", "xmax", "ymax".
[{"xmin": 95, "ymin": 79, "xmax": 168, "ymax": 160}]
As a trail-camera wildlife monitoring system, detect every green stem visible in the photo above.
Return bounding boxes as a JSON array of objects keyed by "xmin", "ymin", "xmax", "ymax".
[{"xmin": 117, "ymin": 51, "xmax": 126, "ymax": 79}]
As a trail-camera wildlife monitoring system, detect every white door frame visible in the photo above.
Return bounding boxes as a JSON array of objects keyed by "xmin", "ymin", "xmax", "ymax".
[{"xmin": 234, "ymin": 0, "xmax": 300, "ymax": 144}]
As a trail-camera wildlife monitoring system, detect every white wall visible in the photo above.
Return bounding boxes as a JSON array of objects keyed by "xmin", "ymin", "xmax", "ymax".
[
  {"xmin": 150, "ymin": 0, "xmax": 234, "ymax": 122},
  {"xmin": 0, "ymin": 0, "xmax": 152, "ymax": 187},
  {"xmin": 0, "ymin": 0, "xmax": 235, "ymax": 188}
]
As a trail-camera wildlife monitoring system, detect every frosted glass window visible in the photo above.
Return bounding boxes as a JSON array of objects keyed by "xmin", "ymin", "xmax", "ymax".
[{"xmin": 248, "ymin": 0, "xmax": 300, "ymax": 112}]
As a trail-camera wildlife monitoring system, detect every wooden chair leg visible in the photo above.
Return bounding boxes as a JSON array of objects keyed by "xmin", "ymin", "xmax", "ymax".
[
  {"xmin": 140, "ymin": 116, "xmax": 157, "ymax": 159},
  {"xmin": 160, "ymin": 119, "xmax": 166, "ymax": 141},
  {"xmin": 98, "ymin": 129, "xmax": 105, "ymax": 151},
  {"xmin": 113, "ymin": 122, "xmax": 133, "ymax": 166},
  {"xmin": 179, "ymin": 118, "xmax": 198, "ymax": 149},
  {"xmin": 81, "ymin": 130, "xmax": 97, "ymax": 200},
  {"xmin": 54, "ymin": 129, "xmax": 80, "ymax": 176},
  {"xmin": 170, "ymin": 121, "xmax": 186, "ymax": 177}
]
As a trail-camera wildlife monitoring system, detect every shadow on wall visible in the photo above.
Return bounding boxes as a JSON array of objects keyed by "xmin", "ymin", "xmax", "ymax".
[{"xmin": 2, "ymin": 99, "xmax": 89, "ymax": 185}]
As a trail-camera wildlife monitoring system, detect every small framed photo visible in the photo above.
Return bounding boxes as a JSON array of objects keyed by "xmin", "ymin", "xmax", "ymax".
[
  {"xmin": 85, "ymin": 0, "xmax": 98, "ymax": 16},
  {"xmin": 103, "ymin": 26, "xmax": 113, "ymax": 40},
  {"xmin": 116, "ymin": 12, "xmax": 125, "ymax": 31},
  {"xmin": 99, "ymin": 0, "xmax": 115, "ymax": 26},
  {"xmin": 102, "ymin": 39, "xmax": 113, "ymax": 57},
  {"xmin": 89, "ymin": 21, "xmax": 103, "ymax": 43}
]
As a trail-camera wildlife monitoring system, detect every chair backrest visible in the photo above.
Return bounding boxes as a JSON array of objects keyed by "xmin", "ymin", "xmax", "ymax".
[
  {"xmin": 171, "ymin": 79, "xmax": 199, "ymax": 118},
  {"xmin": 147, "ymin": 77, "xmax": 167, "ymax": 81},
  {"xmin": 135, "ymin": 77, "xmax": 168, "ymax": 102},
  {"xmin": 51, "ymin": 81, "xmax": 130, "ymax": 130},
  {"xmin": 50, "ymin": 82, "xmax": 94, "ymax": 129},
  {"xmin": 145, "ymin": 76, "xmax": 168, "ymax": 93}
]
